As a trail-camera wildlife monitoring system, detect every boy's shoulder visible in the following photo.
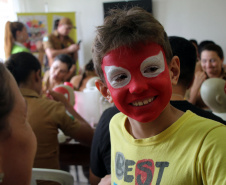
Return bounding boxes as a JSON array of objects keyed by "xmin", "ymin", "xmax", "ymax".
[
  {"xmin": 109, "ymin": 112, "xmax": 128, "ymax": 133},
  {"xmin": 183, "ymin": 110, "xmax": 225, "ymax": 127},
  {"xmin": 176, "ymin": 111, "xmax": 226, "ymax": 142},
  {"xmin": 110, "ymin": 112, "xmax": 127, "ymax": 124},
  {"xmin": 175, "ymin": 110, "xmax": 224, "ymax": 130}
]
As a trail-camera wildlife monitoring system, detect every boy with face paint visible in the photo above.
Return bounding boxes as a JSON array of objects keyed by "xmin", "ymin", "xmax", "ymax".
[{"xmin": 93, "ymin": 7, "xmax": 226, "ymax": 185}]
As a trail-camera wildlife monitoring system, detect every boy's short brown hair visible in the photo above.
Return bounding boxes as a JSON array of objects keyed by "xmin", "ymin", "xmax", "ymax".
[{"xmin": 92, "ymin": 7, "xmax": 173, "ymax": 82}]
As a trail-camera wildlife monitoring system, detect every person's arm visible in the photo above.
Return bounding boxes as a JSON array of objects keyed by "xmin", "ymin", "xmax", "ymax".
[
  {"xmin": 64, "ymin": 44, "xmax": 79, "ymax": 80},
  {"xmin": 70, "ymin": 75, "xmax": 81, "ymax": 89},
  {"xmin": 89, "ymin": 169, "xmax": 102, "ymax": 185},
  {"xmin": 45, "ymin": 44, "xmax": 79, "ymax": 66},
  {"xmin": 89, "ymin": 114, "xmax": 110, "ymax": 185},
  {"xmin": 89, "ymin": 107, "xmax": 118, "ymax": 185},
  {"xmin": 188, "ymin": 71, "xmax": 207, "ymax": 105},
  {"xmin": 47, "ymin": 90, "xmax": 94, "ymax": 146},
  {"xmin": 64, "ymin": 64, "xmax": 76, "ymax": 81},
  {"xmin": 194, "ymin": 61, "xmax": 202, "ymax": 73},
  {"xmin": 36, "ymin": 40, "xmax": 45, "ymax": 66}
]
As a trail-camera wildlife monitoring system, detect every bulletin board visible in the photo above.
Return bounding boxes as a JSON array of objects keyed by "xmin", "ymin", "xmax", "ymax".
[{"xmin": 17, "ymin": 12, "xmax": 77, "ymax": 52}]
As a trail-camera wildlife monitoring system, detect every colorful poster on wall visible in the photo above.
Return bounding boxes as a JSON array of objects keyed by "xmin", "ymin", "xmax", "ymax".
[
  {"xmin": 17, "ymin": 12, "xmax": 76, "ymax": 52},
  {"xmin": 18, "ymin": 15, "xmax": 48, "ymax": 52}
]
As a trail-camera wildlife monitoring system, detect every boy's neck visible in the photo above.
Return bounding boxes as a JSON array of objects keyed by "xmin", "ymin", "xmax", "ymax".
[
  {"xmin": 171, "ymin": 85, "xmax": 186, "ymax": 101},
  {"xmin": 126, "ymin": 104, "xmax": 184, "ymax": 139}
]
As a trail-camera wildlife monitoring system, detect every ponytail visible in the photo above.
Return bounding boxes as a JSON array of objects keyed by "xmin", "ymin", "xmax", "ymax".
[
  {"xmin": 4, "ymin": 21, "xmax": 13, "ymax": 59},
  {"xmin": 4, "ymin": 21, "xmax": 25, "ymax": 59}
]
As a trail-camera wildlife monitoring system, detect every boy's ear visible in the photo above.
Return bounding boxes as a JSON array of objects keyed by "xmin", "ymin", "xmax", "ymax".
[
  {"xmin": 35, "ymin": 69, "xmax": 41, "ymax": 83},
  {"xmin": 169, "ymin": 56, "xmax": 180, "ymax": 85},
  {"xmin": 95, "ymin": 79, "xmax": 113, "ymax": 103}
]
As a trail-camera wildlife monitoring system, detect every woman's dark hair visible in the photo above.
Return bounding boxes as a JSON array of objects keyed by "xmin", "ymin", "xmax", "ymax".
[
  {"xmin": 200, "ymin": 43, "xmax": 224, "ymax": 60},
  {"xmin": 7, "ymin": 21, "xmax": 24, "ymax": 40},
  {"xmin": 85, "ymin": 59, "xmax": 95, "ymax": 71},
  {"xmin": 198, "ymin": 40, "xmax": 215, "ymax": 56},
  {"xmin": 5, "ymin": 52, "xmax": 41, "ymax": 85},
  {"xmin": 54, "ymin": 19, "xmax": 60, "ymax": 30},
  {"xmin": 0, "ymin": 63, "xmax": 14, "ymax": 135},
  {"xmin": 54, "ymin": 54, "xmax": 73, "ymax": 70},
  {"xmin": 77, "ymin": 59, "xmax": 95, "ymax": 90}
]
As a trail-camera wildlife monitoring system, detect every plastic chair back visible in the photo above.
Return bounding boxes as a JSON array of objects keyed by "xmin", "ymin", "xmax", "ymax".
[{"xmin": 31, "ymin": 168, "xmax": 74, "ymax": 185}]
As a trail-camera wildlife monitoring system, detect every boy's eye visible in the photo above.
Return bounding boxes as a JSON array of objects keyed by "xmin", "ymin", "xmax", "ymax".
[
  {"xmin": 113, "ymin": 73, "xmax": 128, "ymax": 83},
  {"xmin": 140, "ymin": 50, "xmax": 165, "ymax": 78},
  {"xmin": 144, "ymin": 66, "xmax": 159, "ymax": 73},
  {"xmin": 104, "ymin": 66, "xmax": 131, "ymax": 89}
]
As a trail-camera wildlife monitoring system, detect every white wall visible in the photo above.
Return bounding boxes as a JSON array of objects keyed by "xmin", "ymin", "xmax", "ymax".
[
  {"xmin": 3, "ymin": 0, "xmax": 226, "ymax": 66},
  {"xmin": 0, "ymin": 0, "xmax": 17, "ymax": 61},
  {"xmin": 153, "ymin": 0, "xmax": 226, "ymax": 59},
  {"xmin": 12, "ymin": 0, "xmax": 115, "ymax": 67}
]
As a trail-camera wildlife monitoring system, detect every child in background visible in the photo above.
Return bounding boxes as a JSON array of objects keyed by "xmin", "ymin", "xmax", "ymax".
[
  {"xmin": 92, "ymin": 7, "xmax": 226, "ymax": 185},
  {"xmin": 70, "ymin": 59, "xmax": 97, "ymax": 91}
]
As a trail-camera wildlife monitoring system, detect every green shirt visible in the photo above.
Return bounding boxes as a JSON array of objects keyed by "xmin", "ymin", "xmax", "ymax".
[{"xmin": 11, "ymin": 43, "xmax": 30, "ymax": 54}]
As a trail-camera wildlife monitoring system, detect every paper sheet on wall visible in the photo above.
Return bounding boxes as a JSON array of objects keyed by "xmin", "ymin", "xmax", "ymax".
[{"xmin": 18, "ymin": 15, "xmax": 48, "ymax": 52}]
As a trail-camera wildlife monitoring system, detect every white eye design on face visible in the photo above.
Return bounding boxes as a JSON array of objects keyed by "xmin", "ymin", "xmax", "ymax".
[
  {"xmin": 140, "ymin": 50, "xmax": 165, "ymax": 78},
  {"xmin": 104, "ymin": 66, "xmax": 131, "ymax": 89}
]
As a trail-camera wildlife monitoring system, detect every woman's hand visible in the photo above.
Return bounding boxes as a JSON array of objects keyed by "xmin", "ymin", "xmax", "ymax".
[
  {"xmin": 193, "ymin": 71, "xmax": 207, "ymax": 90},
  {"xmin": 189, "ymin": 71, "xmax": 207, "ymax": 104},
  {"xmin": 46, "ymin": 90, "xmax": 70, "ymax": 108}
]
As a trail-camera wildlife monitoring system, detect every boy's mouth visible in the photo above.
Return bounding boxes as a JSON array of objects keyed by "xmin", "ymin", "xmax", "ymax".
[{"xmin": 131, "ymin": 96, "xmax": 156, "ymax": 107}]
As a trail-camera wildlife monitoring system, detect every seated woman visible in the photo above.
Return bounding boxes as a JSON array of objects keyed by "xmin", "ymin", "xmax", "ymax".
[
  {"xmin": 0, "ymin": 63, "xmax": 37, "ymax": 185},
  {"xmin": 5, "ymin": 52, "xmax": 94, "ymax": 185},
  {"xmin": 4, "ymin": 21, "xmax": 29, "ymax": 59},
  {"xmin": 70, "ymin": 59, "xmax": 97, "ymax": 91},
  {"xmin": 42, "ymin": 54, "xmax": 73, "ymax": 93},
  {"xmin": 189, "ymin": 43, "xmax": 226, "ymax": 109}
]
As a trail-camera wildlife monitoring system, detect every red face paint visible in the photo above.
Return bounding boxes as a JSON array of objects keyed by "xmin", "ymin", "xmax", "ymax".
[{"xmin": 102, "ymin": 42, "xmax": 172, "ymax": 123}]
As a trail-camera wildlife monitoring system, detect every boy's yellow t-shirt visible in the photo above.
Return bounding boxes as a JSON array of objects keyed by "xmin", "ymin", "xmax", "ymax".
[{"xmin": 110, "ymin": 111, "xmax": 226, "ymax": 185}]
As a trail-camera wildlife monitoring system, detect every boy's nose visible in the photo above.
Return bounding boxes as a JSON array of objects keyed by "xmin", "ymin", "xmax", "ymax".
[{"xmin": 129, "ymin": 79, "xmax": 148, "ymax": 94}]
